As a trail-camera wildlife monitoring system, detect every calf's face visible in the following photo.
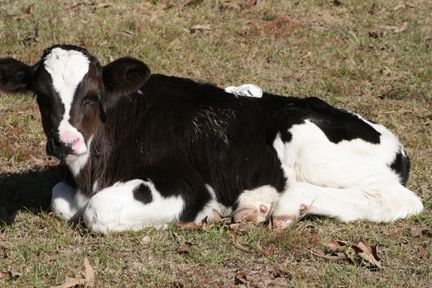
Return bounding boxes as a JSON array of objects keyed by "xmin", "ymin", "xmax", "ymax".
[{"xmin": 0, "ymin": 45, "xmax": 151, "ymax": 161}]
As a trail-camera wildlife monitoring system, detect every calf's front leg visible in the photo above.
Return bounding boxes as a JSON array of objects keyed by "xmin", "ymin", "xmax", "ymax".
[{"xmin": 51, "ymin": 182, "xmax": 89, "ymax": 221}]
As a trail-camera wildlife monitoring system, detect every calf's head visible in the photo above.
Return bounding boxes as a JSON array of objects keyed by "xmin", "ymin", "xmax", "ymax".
[{"xmin": 0, "ymin": 45, "xmax": 150, "ymax": 162}]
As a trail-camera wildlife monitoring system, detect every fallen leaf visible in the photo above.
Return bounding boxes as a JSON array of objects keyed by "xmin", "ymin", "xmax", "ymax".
[
  {"xmin": 311, "ymin": 250, "xmax": 348, "ymax": 262},
  {"xmin": 381, "ymin": 67, "xmax": 392, "ymax": 76},
  {"xmin": 177, "ymin": 222, "xmax": 204, "ymax": 230},
  {"xmin": 51, "ymin": 278, "xmax": 86, "ymax": 288},
  {"xmin": 393, "ymin": 21, "xmax": 408, "ymax": 33},
  {"xmin": 10, "ymin": 4, "xmax": 34, "ymax": 21},
  {"xmin": 229, "ymin": 222, "xmax": 255, "ymax": 232},
  {"xmin": 417, "ymin": 246, "xmax": 426, "ymax": 257},
  {"xmin": 368, "ymin": 30, "xmax": 382, "ymax": 39},
  {"xmin": 256, "ymin": 240, "xmax": 272, "ymax": 256},
  {"xmin": 410, "ymin": 226, "xmax": 422, "ymax": 237},
  {"xmin": 219, "ymin": 0, "xmax": 241, "ymax": 10},
  {"xmin": 270, "ymin": 268, "xmax": 292, "ymax": 280},
  {"xmin": 352, "ymin": 241, "xmax": 381, "ymax": 268},
  {"xmin": 242, "ymin": 0, "xmax": 257, "ymax": 9},
  {"xmin": 324, "ymin": 240, "xmax": 348, "ymax": 251},
  {"xmin": 0, "ymin": 270, "xmax": 20, "ymax": 280},
  {"xmin": 410, "ymin": 226, "xmax": 431, "ymax": 238},
  {"xmin": 0, "ymin": 271, "xmax": 12, "ymax": 280},
  {"xmin": 189, "ymin": 24, "xmax": 212, "ymax": 33},
  {"xmin": 178, "ymin": 242, "xmax": 192, "ymax": 254},
  {"xmin": 1, "ymin": 246, "xmax": 7, "ymax": 259},
  {"xmin": 330, "ymin": 0, "xmax": 342, "ymax": 6},
  {"xmin": 50, "ymin": 257, "xmax": 95, "ymax": 288},
  {"xmin": 234, "ymin": 272, "xmax": 249, "ymax": 285},
  {"xmin": 95, "ymin": 3, "xmax": 112, "ymax": 9},
  {"xmin": 230, "ymin": 229, "xmax": 250, "ymax": 252},
  {"xmin": 84, "ymin": 257, "xmax": 94, "ymax": 283},
  {"xmin": 393, "ymin": 3, "xmax": 415, "ymax": 11}
]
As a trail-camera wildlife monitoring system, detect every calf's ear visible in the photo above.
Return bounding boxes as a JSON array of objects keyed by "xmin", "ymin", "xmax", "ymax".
[
  {"xmin": 102, "ymin": 57, "xmax": 150, "ymax": 101},
  {"xmin": 0, "ymin": 58, "xmax": 33, "ymax": 93}
]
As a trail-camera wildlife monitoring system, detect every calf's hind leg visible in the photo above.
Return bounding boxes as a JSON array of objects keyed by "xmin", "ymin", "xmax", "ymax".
[{"xmin": 272, "ymin": 181, "xmax": 423, "ymax": 229}]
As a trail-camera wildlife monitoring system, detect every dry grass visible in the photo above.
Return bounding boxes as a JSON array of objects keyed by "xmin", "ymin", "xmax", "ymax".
[{"xmin": 0, "ymin": 0, "xmax": 431, "ymax": 287}]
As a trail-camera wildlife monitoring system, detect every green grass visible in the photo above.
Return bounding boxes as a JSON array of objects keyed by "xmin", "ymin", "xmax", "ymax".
[{"xmin": 1, "ymin": 0, "xmax": 431, "ymax": 287}]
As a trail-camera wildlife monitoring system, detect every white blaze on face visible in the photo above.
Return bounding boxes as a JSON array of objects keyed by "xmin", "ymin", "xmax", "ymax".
[{"xmin": 44, "ymin": 48, "xmax": 90, "ymax": 156}]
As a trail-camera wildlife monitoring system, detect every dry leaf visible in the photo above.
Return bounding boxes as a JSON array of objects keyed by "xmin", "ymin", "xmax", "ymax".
[
  {"xmin": 270, "ymin": 268, "xmax": 292, "ymax": 280},
  {"xmin": 393, "ymin": 22, "xmax": 408, "ymax": 33},
  {"xmin": 51, "ymin": 258, "xmax": 95, "ymax": 288},
  {"xmin": 242, "ymin": 0, "xmax": 258, "ymax": 9},
  {"xmin": 0, "ymin": 271, "xmax": 12, "ymax": 280},
  {"xmin": 381, "ymin": 67, "xmax": 392, "ymax": 76},
  {"xmin": 10, "ymin": 4, "xmax": 34, "ymax": 20},
  {"xmin": 352, "ymin": 241, "xmax": 381, "ymax": 268},
  {"xmin": 220, "ymin": 0, "xmax": 241, "ymax": 10},
  {"xmin": 411, "ymin": 226, "xmax": 422, "ymax": 237},
  {"xmin": 189, "ymin": 24, "xmax": 212, "ymax": 33},
  {"xmin": 256, "ymin": 240, "xmax": 272, "ymax": 256},
  {"xmin": 417, "ymin": 246, "xmax": 426, "ymax": 258},
  {"xmin": 324, "ymin": 240, "xmax": 348, "ymax": 251},
  {"xmin": 393, "ymin": 3, "xmax": 415, "ymax": 11},
  {"xmin": 234, "ymin": 272, "xmax": 249, "ymax": 285},
  {"xmin": 51, "ymin": 278, "xmax": 86, "ymax": 288},
  {"xmin": 178, "ymin": 242, "xmax": 192, "ymax": 254},
  {"xmin": 311, "ymin": 250, "xmax": 348, "ymax": 262},
  {"xmin": 230, "ymin": 229, "xmax": 250, "ymax": 252},
  {"xmin": 183, "ymin": 0, "xmax": 195, "ymax": 6},
  {"xmin": 229, "ymin": 222, "xmax": 255, "ymax": 232},
  {"xmin": 1, "ymin": 246, "xmax": 7, "ymax": 259},
  {"xmin": 313, "ymin": 239, "xmax": 381, "ymax": 268},
  {"xmin": 177, "ymin": 222, "xmax": 204, "ymax": 230},
  {"xmin": 410, "ymin": 226, "xmax": 431, "ymax": 237},
  {"xmin": 84, "ymin": 257, "xmax": 94, "ymax": 283},
  {"xmin": 95, "ymin": 3, "xmax": 112, "ymax": 9},
  {"xmin": 0, "ymin": 270, "xmax": 20, "ymax": 280}
]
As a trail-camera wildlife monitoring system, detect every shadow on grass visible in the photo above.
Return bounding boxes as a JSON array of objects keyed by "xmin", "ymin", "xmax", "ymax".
[{"xmin": 0, "ymin": 165, "xmax": 68, "ymax": 225}]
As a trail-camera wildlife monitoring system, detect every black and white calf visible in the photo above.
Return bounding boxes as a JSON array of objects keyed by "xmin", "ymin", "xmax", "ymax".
[{"xmin": 0, "ymin": 45, "xmax": 423, "ymax": 233}]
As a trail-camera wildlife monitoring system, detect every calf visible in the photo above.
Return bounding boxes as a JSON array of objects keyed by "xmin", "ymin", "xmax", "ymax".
[{"xmin": 0, "ymin": 45, "xmax": 423, "ymax": 233}]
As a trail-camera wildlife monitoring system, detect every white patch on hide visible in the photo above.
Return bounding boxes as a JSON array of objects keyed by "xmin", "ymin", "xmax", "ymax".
[
  {"xmin": 272, "ymin": 119, "xmax": 423, "ymax": 225},
  {"xmin": 83, "ymin": 179, "xmax": 185, "ymax": 234},
  {"xmin": 44, "ymin": 47, "xmax": 90, "ymax": 155},
  {"xmin": 51, "ymin": 181, "xmax": 89, "ymax": 221}
]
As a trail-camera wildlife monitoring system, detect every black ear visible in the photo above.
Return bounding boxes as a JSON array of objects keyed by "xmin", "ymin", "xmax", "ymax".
[
  {"xmin": 0, "ymin": 58, "xmax": 33, "ymax": 93},
  {"xmin": 102, "ymin": 57, "xmax": 151, "ymax": 99}
]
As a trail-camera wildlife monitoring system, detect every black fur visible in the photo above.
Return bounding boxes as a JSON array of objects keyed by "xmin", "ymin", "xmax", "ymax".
[
  {"xmin": 133, "ymin": 183, "xmax": 153, "ymax": 204},
  {"xmin": 390, "ymin": 150, "xmax": 410, "ymax": 186}
]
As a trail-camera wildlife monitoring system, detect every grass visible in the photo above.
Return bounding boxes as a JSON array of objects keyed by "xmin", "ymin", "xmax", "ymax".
[{"xmin": 0, "ymin": 0, "xmax": 431, "ymax": 287}]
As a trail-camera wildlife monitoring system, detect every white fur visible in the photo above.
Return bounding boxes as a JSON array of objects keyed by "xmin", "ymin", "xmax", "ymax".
[
  {"xmin": 83, "ymin": 179, "xmax": 185, "ymax": 234},
  {"xmin": 272, "ymin": 119, "xmax": 423, "ymax": 225},
  {"xmin": 65, "ymin": 137, "xmax": 93, "ymax": 177},
  {"xmin": 44, "ymin": 48, "xmax": 89, "ymax": 155},
  {"xmin": 193, "ymin": 185, "xmax": 232, "ymax": 223},
  {"xmin": 51, "ymin": 182, "xmax": 89, "ymax": 221},
  {"xmin": 235, "ymin": 185, "xmax": 280, "ymax": 223}
]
